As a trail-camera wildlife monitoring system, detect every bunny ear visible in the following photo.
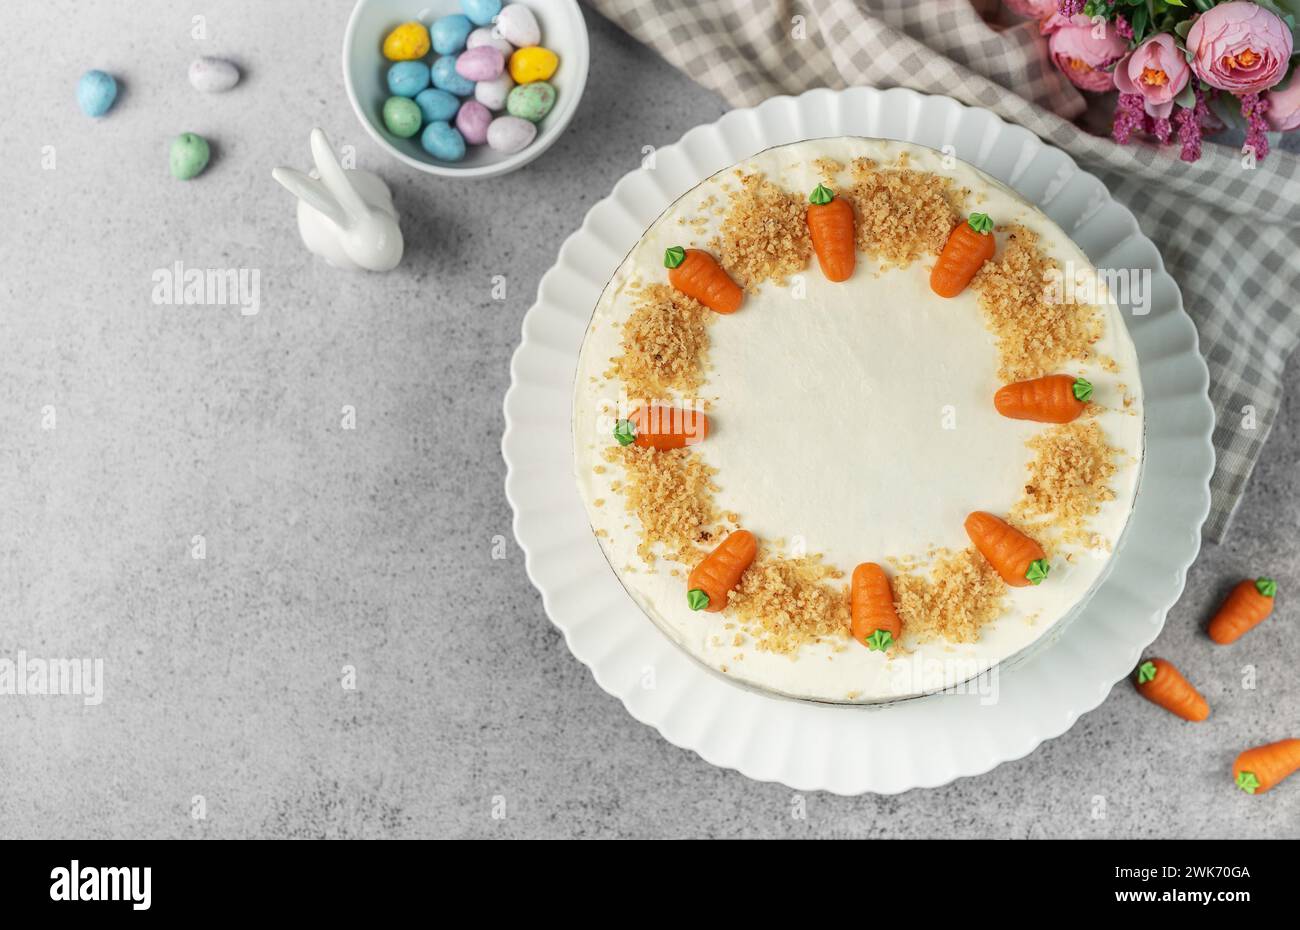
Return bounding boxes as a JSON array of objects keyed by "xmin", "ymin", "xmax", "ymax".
[
  {"xmin": 310, "ymin": 128, "xmax": 369, "ymax": 225},
  {"xmin": 272, "ymin": 166, "xmax": 348, "ymax": 228}
]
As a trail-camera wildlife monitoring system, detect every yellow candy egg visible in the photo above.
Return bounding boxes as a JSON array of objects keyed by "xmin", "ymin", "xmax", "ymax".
[
  {"xmin": 509, "ymin": 46, "xmax": 559, "ymax": 84},
  {"xmin": 383, "ymin": 21, "xmax": 431, "ymax": 61}
]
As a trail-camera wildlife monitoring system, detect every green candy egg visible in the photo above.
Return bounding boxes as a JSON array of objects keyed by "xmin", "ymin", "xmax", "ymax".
[
  {"xmin": 382, "ymin": 96, "xmax": 423, "ymax": 138},
  {"xmin": 505, "ymin": 82, "xmax": 556, "ymax": 123},
  {"xmin": 169, "ymin": 132, "xmax": 211, "ymax": 180}
]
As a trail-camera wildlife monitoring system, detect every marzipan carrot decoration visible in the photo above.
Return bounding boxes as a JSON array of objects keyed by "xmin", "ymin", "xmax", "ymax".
[
  {"xmin": 687, "ymin": 529, "xmax": 757, "ymax": 612},
  {"xmin": 1134, "ymin": 658, "xmax": 1209, "ymax": 722},
  {"xmin": 964, "ymin": 511, "xmax": 1049, "ymax": 587},
  {"xmin": 664, "ymin": 246, "xmax": 743, "ymax": 314},
  {"xmin": 1208, "ymin": 577, "xmax": 1277, "ymax": 645},
  {"xmin": 994, "ymin": 374, "xmax": 1093, "ymax": 424},
  {"xmin": 850, "ymin": 562, "xmax": 901, "ymax": 651},
  {"xmin": 930, "ymin": 212, "xmax": 996, "ymax": 298},
  {"xmin": 806, "ymin": 184, "xmax": 856, "ymax": 282},
  {"xmin": 614, "ymin": 405, "xmax": 710, "ymax": 450},
  {"xmin": 1233, "ymin": 739, "xmax": 1300, "ymax": 795}
]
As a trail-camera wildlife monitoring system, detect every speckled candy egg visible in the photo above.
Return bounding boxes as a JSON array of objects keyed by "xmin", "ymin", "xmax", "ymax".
[
  {"xmin": 77, "ymin": 70, "xmax": 118, "ymax": 117},
  {"xmin": 169, "ymin": 132, "xmax": 211, "ymax": 179},
  {"xmin": 382, "ymin": 96, "xmax": 423, "ymax": 138},
  {"xmin": 455, "ymin": 99, "xmax": 493, "ymax": 145},
  {"xmin": 506, "ymin": 81, "xmax": 555, "ymax": 122},
  {"xmin": 431, "ymin": 55, "xmax": 476, "ymax": 96},
  {"xmin": 387, "ymin": 60, "xmax": 430, "ymax": 97},
  {"xmin": 420, "ymin": 121, "xmax": 466, "ymax": 161},
  {"xmin": 466, "ymin": 26, "xmax": 513, "ymax": 58},
  {"xmin": 430, "ymin": 14, "xmax": 473, "ymax": 55},
  {"xmin": 461, "ymin": 0, "xmax": 503, "ymax": 27},
  {"xmin": 486, "ymin": 114, "xmax": 536, "ymax": 154},
  {"xmin": 188, "ymin": 56, "xmax": 240, "ymax": 93},
  {"xmin": 415, "ymin": 88, "xmax": 460, "ymax": 123},
  {"xmin": 474, "ymin": 72, "xmax": 514, "ymax": 111},
  {"xmin": 383, "ymin": 21, "xmax": 431, "ymax": 60},
  {"xmin": 496, "ymin": 4, "xmax": 541, "ymax": 47},
  {"xmin": 455, "ymin": 46, "xmax": 504, "ymax": 82},
  {"xmin": 508, "ymin": 46, "xmax": 558, "ymax": 84}
]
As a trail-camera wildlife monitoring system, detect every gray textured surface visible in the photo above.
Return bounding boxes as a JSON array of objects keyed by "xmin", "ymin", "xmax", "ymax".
[{"xmin": 0, "ymin": 1, "xmax": 1296, "ymax": 839}]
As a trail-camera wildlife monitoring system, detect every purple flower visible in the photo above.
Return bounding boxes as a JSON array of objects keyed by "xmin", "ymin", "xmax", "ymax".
[
  {"xmin": 1241, "ymin": 93, "xmax": 1271, "ymax": 161},
  {"xmin": 1149, "ymin": 115, "xmax": 1173, "ymax": 145},
  {"xmin": 1175, "ymin": 83, "xmax": 1209, "ymax": 163},
  {"xmin": 1112, "ymin": 93, "xmax": 1147, "ymax": 145}
]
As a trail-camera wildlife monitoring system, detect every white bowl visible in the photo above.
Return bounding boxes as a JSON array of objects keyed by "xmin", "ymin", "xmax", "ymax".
[{"xmin": 343, "ymin": 0, "xmax": 589, "ymax": 179}]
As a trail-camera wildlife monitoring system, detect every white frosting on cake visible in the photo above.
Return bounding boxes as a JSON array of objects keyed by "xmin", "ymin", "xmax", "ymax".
[{"xmin": 573, "ymin": 138, "xmax": 1144, "ymax": 703}]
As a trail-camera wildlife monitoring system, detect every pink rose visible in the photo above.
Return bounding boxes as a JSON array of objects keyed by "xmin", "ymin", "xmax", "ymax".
[
  {"xmin": 1045, "ymin": 14, "xmax": 1129, "ymax": 93},
  {"xmin": 1265, "ymin": 75, "xmax": 1300, "ymax": 131},
  {"xmin": 1039, "ymin": 11, "xmax": 1072, "ymax": 36},
  {"xmin": 1003, "ymin": 0, "xmax": 1056, "ymax": 19},
  {"xmin": 1185, "ymin": 1, "xmax": 1293, "ymax": 94},
  {"xmin": 1112, "ymin": 34, "xmax": 1192, "ymax": 119}
]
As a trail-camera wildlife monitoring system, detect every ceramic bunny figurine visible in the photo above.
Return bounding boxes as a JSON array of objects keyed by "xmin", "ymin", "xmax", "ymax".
[{"xmin": 272, "ymin": 129, "xmax": 403, "ymax": 272}]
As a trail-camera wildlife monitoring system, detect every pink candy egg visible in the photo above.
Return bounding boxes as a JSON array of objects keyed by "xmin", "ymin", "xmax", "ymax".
[
  {"xmin": 455, "ymin": 99, "xmax": 493, "ymax": 145},
  {"xmin": 455, "ymin": 46, "xmax": 504, "ymax": 82}
]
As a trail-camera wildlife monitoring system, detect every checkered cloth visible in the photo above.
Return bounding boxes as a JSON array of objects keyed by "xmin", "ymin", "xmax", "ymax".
[{"xmin": 589, "ymin": 0, "xmax": 1300, "ymax": 541}]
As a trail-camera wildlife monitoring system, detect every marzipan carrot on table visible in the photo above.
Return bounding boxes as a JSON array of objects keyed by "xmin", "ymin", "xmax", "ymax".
[
  {"xmin": 930, "ymin": 212, "xmax": 996, "ymax": 298},
  {"xmin": 614, "ymin": 405, "xmax": 710, "ymax": 450},
  {"xmin": 1134, "ymin": 658, "xmax": 1210, "ymax": 722},
  {"xmin": 664, "ymin": 246, "xmax": 744, "ymax": 314},
  {"xmin": 994, "ymin": 374, "xmax": 1093, "ymax": 424},
  {"xmin": 1208, "ymin": 577, "xmax": 1277, "ymax": 644},
  {"xmin": 806, "ymin": 184, "xmax": 856, "ymax": 283},
  {"xmin": 687, "ymin": 529, "xmax": 757, "ymax": 612},
  {"xmin": 850, "ymin": 562, "xmax": 901, "ymax": 651},
  {"xmin": 1233, "ymin": 739, "xmax": 1300, "ymax": 794},
  {"xmin": 964, "ymin": 511, "xmax": 1049, "ymax": 587}
]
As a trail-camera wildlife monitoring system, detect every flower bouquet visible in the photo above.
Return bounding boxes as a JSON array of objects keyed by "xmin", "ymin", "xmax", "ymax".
[{"xmin": 1007, "ymin": 0, "xmax": 1300, "ymax": 161}]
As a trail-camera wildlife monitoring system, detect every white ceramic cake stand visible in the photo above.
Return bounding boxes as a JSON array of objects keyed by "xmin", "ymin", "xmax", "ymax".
[{"xmin": 502, "ymin": 87, "xmax": 1214, "ymax": 794}]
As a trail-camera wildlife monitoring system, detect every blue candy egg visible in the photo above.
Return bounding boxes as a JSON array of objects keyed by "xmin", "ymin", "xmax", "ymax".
[
  {"xmin": 414, "ymin": 88, "xmax": 460, "ymax": 123},
  {"xmin": 77, "ymin": 69, "xmax": 118, "ymax": 117},
  {"xmin": 420, "ymin": 121, "xmax": 466, "ymax": 162},
  {"xmin": 461, "ymin": 0, "xmax": 502, "ymax": 27},
  {"xmin": 430, "ymin": 56, "xmax": 475, "ymax": 96},
  {"xmin": 430, "ymin": 14, "xmax": 473, "ymax": 55},
  {"xmin": 387, "ymin": 60, "xmax": 430, "ymax": 97}
]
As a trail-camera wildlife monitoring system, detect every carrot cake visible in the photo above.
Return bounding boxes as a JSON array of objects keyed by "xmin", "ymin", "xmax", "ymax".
[{"xmin": 573, "ymin": 138, "xmax": 1144, "ymax": 703}]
